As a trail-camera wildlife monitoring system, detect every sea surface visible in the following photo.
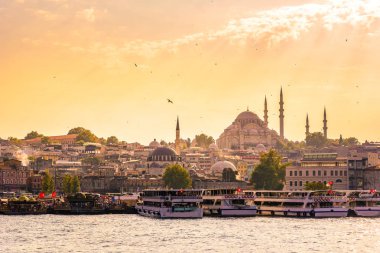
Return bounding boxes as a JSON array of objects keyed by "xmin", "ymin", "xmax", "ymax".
[{"xmin": 1, "ymin": 215, "xmax": 379, "ymax": 253}]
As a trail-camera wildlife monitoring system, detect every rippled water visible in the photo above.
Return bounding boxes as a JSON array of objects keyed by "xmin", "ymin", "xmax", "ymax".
[{"xmin": 1, "ymin": 215, "xmax": 379, "ymax": 253}]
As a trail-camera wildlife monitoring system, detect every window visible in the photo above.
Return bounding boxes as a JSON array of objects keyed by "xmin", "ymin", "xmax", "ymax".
[
  {"xmin": 295, "ymin": 181, "xmax": 298, "ymax": 187},
  {"xmin": 324, "ymin": 170, "xmax": 327, "ymax": 176},
  {"xmin": 335, "ymin": 170, "xmax": 338, "ymax": 176},
  {"xmin": 318, "ymin": 171, "xmax": 321, "ymax": 176},
  {"xmin": 336, "ymin": 179, "xmax": 343, "ymax": 183},
  {"xmin": 306, "ymin": 171, "xmax": 309, "ymax": 176},
  {"xmin": 313, "ymin": 170, "xmax": 316, "ymax": 176},
  {"xmin": 331, "ymin": 170, "xmax": 334, "ymax": 176},
  {"xmin": 300, "ymin": 181, "xmax": 303, "ymax": 187},
  {"xmin": 290, "ymin": 171, "xmax": 293, "ymax": 177},
  {"xmin": 340, "ymin": 171, "xmax": 343, "ymax": 176},
  {"xmin": 299, "ymin": 171, "xmax": 303, "ymax": 176},
  {"xmin": 289, "ymin": 181, "xmax": 293, "ymax": 187},
  {"xmin": 295, "ymin": 171, "xmax": 298, "ymax": 176},
  {"xmin": 344, "ymin": 171, "xmax": 347, "ymax": 176}
]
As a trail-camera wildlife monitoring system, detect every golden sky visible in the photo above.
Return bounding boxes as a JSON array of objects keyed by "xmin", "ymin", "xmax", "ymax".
[{"xmin": 1, "ymin": 0, "xmax": 380, "ymax": 144}]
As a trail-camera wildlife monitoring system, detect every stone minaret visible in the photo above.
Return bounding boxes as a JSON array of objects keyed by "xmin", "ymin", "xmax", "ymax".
[
  {"xmin": 175, "ymin": 116, "xmax": 181, "ymax": 154},
  {"xmin": 279, "ymin": 87, "xmax": 284, "ymax": 139},
  {"xmin": 305, "ymin": 114, "xmax": 310, "ymax": 138},
  {"xmin": 323, "ymin": 107, "xmax": 328, "ymax": 139},
  {"xmin": 264, "ymin": 96, "xmax": 268, "ymax": 127}
]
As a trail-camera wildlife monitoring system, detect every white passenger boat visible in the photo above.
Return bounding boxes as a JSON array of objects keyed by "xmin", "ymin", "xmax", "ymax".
[
  {"xmin": 136, "ymin": 189, "xmax": 203, "ymax": 219},
  {"xmin": 202, "ymin": 188, "xmax": 256, "ymax": 217},
  {"xmin": 245, "ymin": 190, "xmax": 348, "ymax": 218},
  {"xmin": 346, "ymin": 190, "xmax": 380, "ymax": 217}
]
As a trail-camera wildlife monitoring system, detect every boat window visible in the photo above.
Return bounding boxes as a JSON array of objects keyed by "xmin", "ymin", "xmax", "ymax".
[
  {"xmin": 262, "ymin": 201, "xmax": 282, "ymax": 206},
  {"xmin": 231, "ymin": 199, "xmax": 245, "ymax": 205},
  {"xmin": 215, "ymin": 200, "xmax": 221, "ymax": 205},
  {"xmin": 336, "ymin": 179, "xmax": 342, "ymax": 183},
  {"xmin": 283, "ymin": 202, "xmax": 303, "ymax": 207},
  {"xmin": 203, "ymin": 200, "xmax": 214, "ymax": 205}
]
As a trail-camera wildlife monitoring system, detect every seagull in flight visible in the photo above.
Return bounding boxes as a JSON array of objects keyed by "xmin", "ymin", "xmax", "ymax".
[{"xmin": 167, "ymin": 99, "xmax": 173, "ymax": 104}]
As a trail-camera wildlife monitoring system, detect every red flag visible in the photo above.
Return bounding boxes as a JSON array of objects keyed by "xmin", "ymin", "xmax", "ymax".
[
  {"xmin": 39, "ymin": 192, "xmax": 45, "ymax": 199},
  {"xmin": 52, "ymin": 191, "xmax": 56, "ymax": 198}
]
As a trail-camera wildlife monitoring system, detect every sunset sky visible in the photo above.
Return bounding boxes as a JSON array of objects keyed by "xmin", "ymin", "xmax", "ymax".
[{"xmin": 1, "ymin": 0, "xmax": 380, "ymax": 144}]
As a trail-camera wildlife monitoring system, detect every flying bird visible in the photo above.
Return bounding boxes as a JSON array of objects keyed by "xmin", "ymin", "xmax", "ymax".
[
  {"xmin": 134, "ymin": 63, "xmax": 138, "ymax": 67},
  {"xmin": 167, "ymin": 99, "xmax": 173, "ymax": 104}
]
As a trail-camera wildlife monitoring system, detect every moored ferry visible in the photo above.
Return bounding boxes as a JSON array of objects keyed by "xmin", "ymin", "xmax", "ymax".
[
  {"xmin": 0, "ymin": 196, "xmax": 47, "ymax": 215},
  {"xmin": 136, "ymin": 189, "xmax": 203, "ymax": 219},
  {"xmin": 202, "ymin": 188, "xmax": 256, "ymax": 217},
  {"xmin": 245, "ymin": 190, "xmax": 348, "ymax": 218},
  {"xmin": 346, "ymin": 190, "xmax": 380, "ymax": 217}
]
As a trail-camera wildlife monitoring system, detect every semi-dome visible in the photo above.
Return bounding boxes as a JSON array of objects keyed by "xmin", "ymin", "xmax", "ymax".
[
  {"xmin": 210, "ymin": 161, "xmax": 237, "ymax": 176},
  {"xmin": 149, "ymin": 138, "xmax": 160, "ymax": 148},
  {"xmin": 256, "ymin": 143, "xmax": 266, "ymax": 152}
]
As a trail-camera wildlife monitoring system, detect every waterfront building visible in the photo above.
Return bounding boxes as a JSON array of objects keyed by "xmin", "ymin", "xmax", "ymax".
[
  {"xmin": 0, "ymin": 159, "xmax": 31, "ymax": 192},
  {"xmin": 285, "ymin": 153, "xmax": 348, "ymax": 191}
]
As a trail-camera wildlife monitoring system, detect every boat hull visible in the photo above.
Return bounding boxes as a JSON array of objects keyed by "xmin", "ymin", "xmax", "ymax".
[
  {"xmin": 351, "ymin": 207, "xmax": 380, "ymax": 217},
  {"xmin": 136, "ymin": 205, "xmax": 203, "ymax": 219}
]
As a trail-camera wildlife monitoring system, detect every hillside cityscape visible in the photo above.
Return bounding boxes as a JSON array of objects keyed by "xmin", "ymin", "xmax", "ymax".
[{"xmin": 1, "ymin": 87, "xmax": 378, "ymax": 194}]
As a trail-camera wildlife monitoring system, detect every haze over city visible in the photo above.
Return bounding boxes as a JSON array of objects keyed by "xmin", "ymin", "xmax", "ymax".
[{"xmin": 1, "ymin": 0, "xmax": 380, "ymax": 144}]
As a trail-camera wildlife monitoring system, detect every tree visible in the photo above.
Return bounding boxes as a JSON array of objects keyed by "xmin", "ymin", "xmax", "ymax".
[
  {"xmin": 304, "ymin": 182, "xmax": 328, "ymax": 191},
  {"xmin": 250, "ymin": 149, "xmax": 288, "ymax": 190},
  {"xmin": 106, "ymin": 136, "xmax": 119, "ymax": 145},
  {"xmin": 42, "ymin": 171, "xmax": 55, "ymax": 194},
  {"xmin": 194, "ymin": 134, "xmax": 214, "ymax": 148},
  {"xmin": 25, "ymin": 131, "xmax": 43, "ymax": 140},
  {"xmin": 222, "ymin": 168, "xmax": 236, "ymax": 182},
  {"xmin": 41, "ymin": 136, "xmax": 50, "ymax": 144},
  {"xmin": 76, "ymin": 129, "xmax": 98, "ymax": 143},
  {"xmin": 163, "ymin": 164, "xmax": 192, "ymax": 189},
  {"xmin": 62, "ymin": 174, "xmax": 72, "ymax": 194},
  {"xmin": 68, "ymin": 127, "xmax": 87, "ymax": 135},
  {"xmin": 306, "ymin": 132, "xmax": 327, "ymax": 148},
  {"xmin": 8, "ymin": 137, "xmax": 21, "ymax": 145},
  {"xmin": 343, "ymin": 137, "xmax": 359, "ymax": 146},
  {"xmin": 71, "ymin": 176, "xmax": 80, "ymax": 193}
]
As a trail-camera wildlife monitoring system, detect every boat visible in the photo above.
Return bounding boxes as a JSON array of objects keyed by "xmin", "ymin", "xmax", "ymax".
[
  {"xmin": 202, "ymin": 188, "xmax": 257, "ymax": 217},
  {"xmin": 0, "ymin": 196, "xmax": 47, "ymax": 215},
  {"xmin": 245, "ymin": 190, "xmax": 348, "ymax": 218},
  {"xmin": 346, "ymin": 190, "xmax": 380, "ymax": 217},
  {"xmin": 106, "ymin": 193, "xmax": 139, "ymax": 214},
  {"xmin": 136, "ymin": 189, "xmax": 203, "ymax": 218},
  {"xmin": 52, "ymin": 193, "xmax": 107, "ymax": 214}
]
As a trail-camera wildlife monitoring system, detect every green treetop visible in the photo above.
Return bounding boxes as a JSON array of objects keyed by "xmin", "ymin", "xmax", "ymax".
[
  {"xmin": 42, "ymin": 171, "xmax": 55, "ymax": 194},
  {"xmin": 250, "ymin": 149, "xmax": 288, "ymax": 190},
  {"xmin": 163, "ymin": 164, "xmax": 192, "ymax": 189}
]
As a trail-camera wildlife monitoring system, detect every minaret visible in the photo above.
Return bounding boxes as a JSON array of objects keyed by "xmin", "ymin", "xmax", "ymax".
[
  {"xmin": 305, "ymin": 114, "xmax": 310, "ymax": 137},
  {"xmin": 175, "ymin": 116, "xmax": 181, "ymax": 154},
  {"xmin": 279, "ymin": 87, "xmax": 284, "ymax": 139},
  {"xmin": 264, "ymin": 96, "xmax": 268, "ymax": 127},
  {"xmin": 323, "ymin": 107, "xmax": 328, "ymax": 139}
]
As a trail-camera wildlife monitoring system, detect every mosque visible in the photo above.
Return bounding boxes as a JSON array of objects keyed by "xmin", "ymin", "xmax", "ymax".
[{"xmin": 216, "ymin": 88, "xmax": 285, "ymax": 150}]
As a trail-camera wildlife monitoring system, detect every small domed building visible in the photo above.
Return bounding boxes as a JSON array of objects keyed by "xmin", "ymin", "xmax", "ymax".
[
  {"xmin": 147, "ymin": 147, "xmax": 182, "ymax": 176},
  {"xmin": 149, "ymin": 139, "xmax": 160, "ymax": 149},
  {"xmin": 210, "ymin": 161, "xmax": 239, "ymax": 180}
]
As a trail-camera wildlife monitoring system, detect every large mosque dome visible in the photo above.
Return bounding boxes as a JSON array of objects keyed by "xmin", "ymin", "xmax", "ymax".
[{"xmin": 147, "ymin": 147, "xmax": 179, "ymax": 162}]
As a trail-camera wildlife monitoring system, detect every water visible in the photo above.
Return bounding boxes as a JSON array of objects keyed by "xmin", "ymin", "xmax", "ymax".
[{"xmin": 1, "ymin": 215, "xmax": 379, "ymax": 253}]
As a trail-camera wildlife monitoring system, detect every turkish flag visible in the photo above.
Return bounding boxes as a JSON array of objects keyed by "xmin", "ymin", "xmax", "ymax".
[
  {"xmin": 52, "ymin": 191, "xmax": 57, "ymax": 198},
  {"xmin": 39, "ymin": 192, "xmax": 45, "ymax": 199}
]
